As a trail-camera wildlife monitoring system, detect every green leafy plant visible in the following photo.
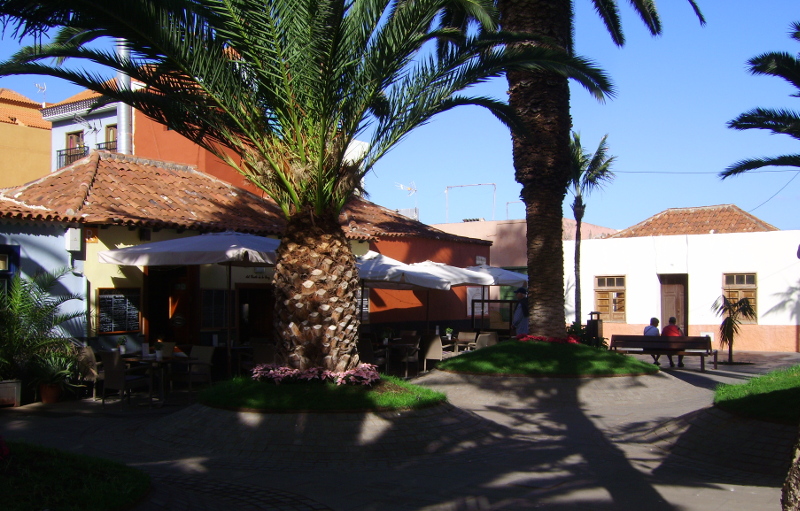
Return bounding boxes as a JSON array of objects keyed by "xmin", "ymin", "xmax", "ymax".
[
  {"xmin": 713, "ymin": 295, "xmax": 757, "ymax": 364},
  {"xmin": 0, "ymin": 268, "xmax": 83, "ymax": 381},
  {"xmin": 28, "ymin": 350, "xmax": 81, "ymax": 394}
]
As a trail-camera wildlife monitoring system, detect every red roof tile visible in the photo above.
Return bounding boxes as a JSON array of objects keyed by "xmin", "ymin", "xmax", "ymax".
[
  {"xmin": 0, "ymin": 151, "xmax": 487, "ymax": 245},
  {"xmin": 611, "ymin": 204, "xmax": 778, "ymax": 238}
]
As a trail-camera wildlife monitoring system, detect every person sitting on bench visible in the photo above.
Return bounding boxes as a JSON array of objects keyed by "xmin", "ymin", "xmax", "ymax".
[
  {"xmin": 643, "ymin": 317, "xmax": 662, "ymax": 365},
  {"xmin": 662, "ymin": 317, "xmax": 685, "ymax": 368}
]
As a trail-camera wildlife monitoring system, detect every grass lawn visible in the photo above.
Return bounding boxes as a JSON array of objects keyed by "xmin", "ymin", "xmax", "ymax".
[
  {"xmin": 438, "ymin": 340, "xmax": 659, "ymax": 376},
  {"xmin": 714, "ymin": 364, "xmax": 800, "ymax": 423},
  {"xmin": 0, "ymin": 441, "xmax": 150, "ymax": 511},
  {"xmin": 199, "ymin": 374, "xmax": 447, "ymax": 412}
]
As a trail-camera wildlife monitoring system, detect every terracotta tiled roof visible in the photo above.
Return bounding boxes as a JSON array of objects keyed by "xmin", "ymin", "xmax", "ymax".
[
  {"xmin": 0, "ymin": 88, "xmax": 40, "ymax": 106},
  {"xmin": 342, "ymin": 197, "xmax": 490, "ymax": 244},
  {"xmin": 0, "ymin": 151, "xmax": 285, "ymax": 234},
  {"xmin": 610, "ymin": 204, "xmax": 778, "ymax": 238},
  {"xmin": 48, "ymin": 88, "xmax": 103, "ymax": 107},
  {"xmin": 0, "ymin": 151, "xmax": 487, "ymax": 245},
  {"xmin": 0, "ymin": 89, "xmax": 50, "ymax": 130}
]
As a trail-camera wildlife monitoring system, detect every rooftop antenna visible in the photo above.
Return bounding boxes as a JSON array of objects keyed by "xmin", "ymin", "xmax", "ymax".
[
  {"xmin": 394, "ymin": 181, "xmax": 419, "ymax": 220},
  {"xmin": 34, "ymin": 83, "xmax": 46, "ymax": 107},
  {"xmin": 73, "ymin": 114, "xmax": 100, "ymax": 135}
]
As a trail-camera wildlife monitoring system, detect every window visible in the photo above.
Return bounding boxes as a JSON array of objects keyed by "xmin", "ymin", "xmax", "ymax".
[
  {"xmin": 59, "ymin": 130, "xmax": 88, "ymax": 167},
  {"xmin": 723, "ymin": 273, "xmax": 757, "ymax": 323},
  {"xmin": 66, "ymin": 130, "xmax": 84, "ymax": 149},
  {"xmin": 0, "ymin": 246, "xmax": 19, "ymax": 294},
  {"xmin": 97, "ymin": 124, "xmax": 118, "ymax": 151},
  {"xmin": 201, "ymin": 289, "xmax": 231, "ymax": 329},
  {"xmin": 595, "ymin": 276, "xmax": 626, "ymax": 322}
]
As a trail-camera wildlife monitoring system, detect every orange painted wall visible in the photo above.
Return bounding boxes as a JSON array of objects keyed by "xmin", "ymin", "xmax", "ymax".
[
  {"xmin": 133, "ymin": 113, "xmax": 257, "ymax": 193},
  {"xmin": 367, "ymin": 238, "xmax": 491, "ymax": 328},
  {"xmin": 0, "ymin": 123, "xmax": 50, "ymax": 187}
]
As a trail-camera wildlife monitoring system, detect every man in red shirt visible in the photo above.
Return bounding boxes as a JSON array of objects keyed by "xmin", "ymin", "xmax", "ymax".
[{"xmin": 662, "ymin": 317, "xmax": 684, "ymax": 368}]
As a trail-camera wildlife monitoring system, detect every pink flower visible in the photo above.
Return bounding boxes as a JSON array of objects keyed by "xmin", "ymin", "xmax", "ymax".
[{"xmin": 251, "ymin": 363, "xmax": 380, "ymax": 386}]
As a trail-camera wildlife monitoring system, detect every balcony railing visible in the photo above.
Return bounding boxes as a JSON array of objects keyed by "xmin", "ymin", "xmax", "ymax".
[
  {"xmin": 96, "ymin": 141, "xmax": 117, "ymax": 152},
  {"xmin": 56, "ymin": 146, "xmax": 89, "ymax": 168}
]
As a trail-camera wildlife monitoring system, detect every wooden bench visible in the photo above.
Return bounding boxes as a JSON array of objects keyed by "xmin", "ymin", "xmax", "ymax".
[{"xmin": 609, "ymin": 335, "xmax": 718, "ymax": 372}]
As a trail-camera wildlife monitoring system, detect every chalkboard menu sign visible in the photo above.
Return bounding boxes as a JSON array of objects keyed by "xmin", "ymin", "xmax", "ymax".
[{"xmin": 98, "ymin": 288, "xmax": 141, "ymax": 333}]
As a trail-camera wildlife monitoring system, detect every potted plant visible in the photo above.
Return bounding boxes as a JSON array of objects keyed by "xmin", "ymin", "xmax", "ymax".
[
  {"xmin": 445, "ymin": 327, "xmax": 454, "ymax": 340},
  {"xmin": 116, "ymin": 337, "xmax": 127, "ymax": 355},
  {"xmin": 0, "ymin": 268, "xmax": 84, "ymax": 406},
  {"xmin": 28, "ymin": 350, "xmax": 81, "ymax": 404}
]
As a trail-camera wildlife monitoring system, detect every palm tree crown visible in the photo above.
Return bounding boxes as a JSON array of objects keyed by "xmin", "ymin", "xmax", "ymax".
[
  {"xmin": 568, "ymin": 131, "xmax": 614, "ymax": 325},
  {"xmin": 0, "ymin": 0, "xmax": 610, "ymax": 370},
  {"xmin": 722, "ymin": 21, "xmax": 800, "ymax": 178}
]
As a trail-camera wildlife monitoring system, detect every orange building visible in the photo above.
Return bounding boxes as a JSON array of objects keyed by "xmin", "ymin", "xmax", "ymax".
[{"xmin": 0, "ymin": 89, "xmax": 51, "ymax": 188}]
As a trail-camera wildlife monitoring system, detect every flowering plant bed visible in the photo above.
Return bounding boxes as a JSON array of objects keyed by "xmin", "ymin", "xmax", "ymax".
[{"xmin": 252, "ymin": 363, "xmax": 380, "ymax": 386}]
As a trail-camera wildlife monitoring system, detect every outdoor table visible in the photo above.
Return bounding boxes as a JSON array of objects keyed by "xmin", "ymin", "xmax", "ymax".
[
  {"xmin": 124, "ymin": 354, "xmax": 196, "ymax": 406},
  {"xmin": 387, "ymin": 339, "xmax": 419, "ymax": 375}
]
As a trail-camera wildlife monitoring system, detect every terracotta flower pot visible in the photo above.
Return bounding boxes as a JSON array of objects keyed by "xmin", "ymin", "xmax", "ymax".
[{"xmin": 39, "ymin": 383, "xmax": 62, "ymax": 404}]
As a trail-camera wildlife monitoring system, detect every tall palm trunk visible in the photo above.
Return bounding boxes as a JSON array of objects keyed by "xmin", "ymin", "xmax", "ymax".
[
  {"xmin": 500, "ymin": 0, "xmax": 572, "ymax": 337},
  {"xmin": 273, "ymin": 209, "xmax": 361, "ymax": 372},
  {"xmin": 572, "ymin": 198, "xmax": 585, "ymax": 325}
]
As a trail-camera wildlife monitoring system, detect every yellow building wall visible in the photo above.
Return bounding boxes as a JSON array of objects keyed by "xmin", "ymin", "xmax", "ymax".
[{"xmin": 0, "ymin": 123, "xmax": 50, "ymax": 188}]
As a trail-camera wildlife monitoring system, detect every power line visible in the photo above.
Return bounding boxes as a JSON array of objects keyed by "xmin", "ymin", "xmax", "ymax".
[
  {"xmin": 616, "ymin": 169, "xmax": 800, "ymax": 175},
  {"xmin": 749, "ymin": 172, "xmax": 800, "ymax": 212}
]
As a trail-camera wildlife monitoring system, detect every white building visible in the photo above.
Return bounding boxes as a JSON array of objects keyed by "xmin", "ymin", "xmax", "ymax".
[{"xmin": 565, "ymin": 205, "xmax": 799, "ymax": 352}]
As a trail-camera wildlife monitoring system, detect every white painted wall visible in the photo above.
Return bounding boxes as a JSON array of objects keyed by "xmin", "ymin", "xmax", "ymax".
[{"xmin": 565, "ymin": 230, "xmax": 800, "ymax": 330}]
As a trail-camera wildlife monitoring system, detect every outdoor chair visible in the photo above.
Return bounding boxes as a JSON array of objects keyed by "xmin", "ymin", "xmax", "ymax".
[
  {"xmin": 76, "ymin": 345, "xmax": 103, "ymax": 400},
  {"xmin": 467, "ymin": 332, "xmax": 494, "ymax": 351},
  {"xmin": 421, "ymin": 335, "xmax": 445, "ymax": 371},
  {"xmin": 99, "ymin": 350, "xmax": 151, "ymax": 405},
  {"xmin": 395, "ymin": 335, "xmax": 421, "ymax": 377},
  {"xmin": 455, "ymin": 331, "xmax": 477, "ymax": 352},
  {"xmin": 357, "ymin": 337, "xmax": 386, "ymax": 369},
  {"xmin": 172, "ymin": 345, "xmax": 215, "ymax": 394}
]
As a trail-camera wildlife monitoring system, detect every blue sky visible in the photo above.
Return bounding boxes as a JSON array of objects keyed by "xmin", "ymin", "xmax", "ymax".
[{"xmin": 1, "ymin": 1, "xmax": 798, "ymax": 231}]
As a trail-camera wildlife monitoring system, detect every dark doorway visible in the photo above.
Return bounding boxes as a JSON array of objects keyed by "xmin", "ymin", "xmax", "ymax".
[
  {"xmin": 144, "ymin": 266, "xmax": 198, "ymax": 344},
  {"xmin": 238, "ymin": 285, "xmax": 274, "ymax": 343}
]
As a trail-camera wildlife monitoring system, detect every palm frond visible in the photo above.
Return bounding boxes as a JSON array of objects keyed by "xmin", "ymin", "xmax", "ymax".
[{"xmin": 721, "ymin": 154, "xmax": 800, "ymax": 179}]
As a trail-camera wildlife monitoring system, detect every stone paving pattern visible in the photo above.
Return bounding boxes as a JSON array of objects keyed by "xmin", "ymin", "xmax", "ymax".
[{"xmin": 1, "ymin": 351, "xmax": 799, "ymax": 510}]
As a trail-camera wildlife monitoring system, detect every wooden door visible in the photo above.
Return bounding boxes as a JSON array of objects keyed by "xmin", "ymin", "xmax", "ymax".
[{"xmin": 660, "ymin": 274, "xmax": 687, "ymax": 332}]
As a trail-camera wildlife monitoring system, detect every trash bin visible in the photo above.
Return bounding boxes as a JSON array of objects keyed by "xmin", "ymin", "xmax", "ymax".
[{"xmin": 586, "ymin": 311, "xmax": 603, "ymax": 347}]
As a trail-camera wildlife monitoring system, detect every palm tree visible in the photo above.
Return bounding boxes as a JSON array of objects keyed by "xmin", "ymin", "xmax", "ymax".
[
  {"xmin": 492, "ymin": 0, "xmax": 705, "ymax": 338},
  {"xmin": 0, "ymin": 0, "xmax": 610, "ymax": 371},
  {"xmin": 712, "ymin": 295, "xmax": 757, "ymax": 364},
  {"xmin": 568, "ymin": 132, "xmax": 614, "ymax": 326},
  {"xmin": 722, "ymin": 21, "xmax": 800, "ymax": 178}
]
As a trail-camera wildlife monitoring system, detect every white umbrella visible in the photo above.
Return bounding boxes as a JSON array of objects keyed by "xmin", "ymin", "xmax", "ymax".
[
  {"xmin": 406, "ymin": 260, "xmax": 495, "ymax": 287},
  {"xmin": 98, "ymin": 231, "xmax": 279, "ymax": 266},
  {"xmin": 465, "ymin": 264, "xmax": 528, "ymax": 287},
  {"xmin": 99, "ymin": 231, "xmax": 280, "ymax": 377},
  {"xmin": 356, "ymin": 251, "xmax": 452, "ymax": 290}
]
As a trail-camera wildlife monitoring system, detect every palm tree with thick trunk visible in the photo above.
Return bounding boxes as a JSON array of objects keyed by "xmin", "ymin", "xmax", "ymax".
[
  {"xmin": 495, "ymin": 0, "xmax": 704, "ymax": 338},
  {"xmin": 568, "ymin": 132, "xmax": 614, "ymax": 326},
  {"xmin": 0, "ymin": 0, "xmax": 610, "ymax": 371},
  {"xmin": 722, "ymin": 21, "xmax": 800, "ymax": 179}
]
